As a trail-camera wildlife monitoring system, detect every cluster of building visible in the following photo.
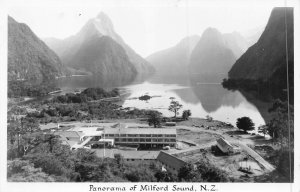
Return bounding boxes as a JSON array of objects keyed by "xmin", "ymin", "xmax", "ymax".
[
  {"xmin": 53, "ymin": 123, "xmax": 177, "ymax": 150},
  {"xmin": 53, "ymin": 123, "xmax": 238, "ymax": 175}
]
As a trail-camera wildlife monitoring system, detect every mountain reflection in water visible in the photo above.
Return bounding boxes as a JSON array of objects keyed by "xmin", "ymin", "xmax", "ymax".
[{"xmin": 55, "ymin": 74, "xmax": 270, "ymax": 129}]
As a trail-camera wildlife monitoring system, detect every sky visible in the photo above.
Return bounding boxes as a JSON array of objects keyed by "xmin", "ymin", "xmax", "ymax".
[{"xmin": 7, "ymin": 0, "xmax": 290, "ymax": 57}]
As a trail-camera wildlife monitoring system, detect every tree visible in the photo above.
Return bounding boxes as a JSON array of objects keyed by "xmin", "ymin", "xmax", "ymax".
[
  {"xmin": 196, "ymin": 161, "xmax": 229, "ymax": 182},
  {"xmin": 177, "ymin": 163, "xmax": 198, "ymax": 181},
  {"xmin": 114, "ymin": 153, "xmax": 124, "ymax": 168},
  {"xmin": 182, "ymin": 110, "xmax": 192, "ymax": 120},
  {"xmin": 258, "ymin": 125, "xmax": 268, "ymax": 138},
  {"xmin": 7, "ymin": 117, "xmax": 27, "ymax": 157},
  {"xmin": 139, "ymin": 95, "xmax": 151, "ymax": 102},
  {"xmin": 267, "ymin": 99, "xmax": 294, "ymax": 147},
  {"xmin": 168, "ymin": 101, "xmax": 183, "ymax": 118},
  {"xmin": 147, "ymin": 111, "xmax": 162, "ymax": 128},
  {"xmin": 7, "ymin": 159, "xmax": 56, "ymax": 182},
  {"xmin": 125, "ymin": 170, "xmax": 140, "ymax": 182},
  {"xmin": 7, "ymin": 117, "xmax": 20, "ymax": 149},
  {"xmin": 276, "ymin": 149, "xmax": 294, "ymax": 182},
  {"xmin": 206, "ymin": 115, "xmax": 213, "ymax": 122},
  {"xmin": 44, "ymin": 134, "xmax": 60, "ymax": 153},
  {"xmin": 21, "ymin": 117, "xmax": 40, "ymax": 133},
  {"xmin": 155, "ymin": 170, "xmax": 176, "ymax": 182},
  {"xmin": 236, "ymin": 117, "xmax": 255, "ymax": 133}
]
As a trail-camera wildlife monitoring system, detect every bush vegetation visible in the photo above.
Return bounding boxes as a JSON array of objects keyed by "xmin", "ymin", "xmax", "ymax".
[{"xmin": 8, "ymin": 81, "xmax": 58, "ymax": 98}]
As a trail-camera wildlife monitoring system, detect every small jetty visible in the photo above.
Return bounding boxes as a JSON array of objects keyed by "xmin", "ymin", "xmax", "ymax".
[
  {"xmin": 88, "ymin": 96, "xmax": 121, "ymax": 103},
  {"xmin": 48, "ymin": 89, "xmax": 62, "ymax": 95}
]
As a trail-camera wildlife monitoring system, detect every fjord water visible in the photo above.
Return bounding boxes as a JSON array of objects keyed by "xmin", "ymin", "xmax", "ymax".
[{"xmin": 55, "ymin": 74, "xmax": 267, "ymax": 130}]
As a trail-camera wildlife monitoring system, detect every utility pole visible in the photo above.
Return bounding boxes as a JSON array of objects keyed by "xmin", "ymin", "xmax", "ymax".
[
  {"xmin": 103, "ymin": 128, "xmax": 105, "ymax": 158},
  {"xmin": 18, "ymin": 117, "xmax": 23, "ymax": 157},
  {"xmin": 17, "ymin": 131, "xmax": 20, "ymax": 157}
]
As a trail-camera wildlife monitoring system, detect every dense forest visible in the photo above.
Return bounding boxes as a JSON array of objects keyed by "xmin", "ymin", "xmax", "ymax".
[{"xmin": 8, "ymin": 80, "xmax": 59, "ymax": 98}]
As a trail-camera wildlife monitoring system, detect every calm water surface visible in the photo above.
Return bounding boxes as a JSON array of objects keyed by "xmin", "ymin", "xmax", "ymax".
[{"xmin": 56, "ymin": 75, "xmax": 269, "ymax": 130}]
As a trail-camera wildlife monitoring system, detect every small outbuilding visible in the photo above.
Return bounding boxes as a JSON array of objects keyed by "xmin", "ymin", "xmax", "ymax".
[
  {"xmin": 216, "ymin": 138, "xmax": 234, "ymax": 154},
  {"xmin": 157, "ymin": 151, "xmax": 186, "ymax": 175}
]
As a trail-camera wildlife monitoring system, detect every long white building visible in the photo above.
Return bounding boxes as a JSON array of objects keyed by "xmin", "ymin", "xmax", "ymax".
[{"xmin": 103, "ymin": 128, "xmax": 177, "ymax": 148}]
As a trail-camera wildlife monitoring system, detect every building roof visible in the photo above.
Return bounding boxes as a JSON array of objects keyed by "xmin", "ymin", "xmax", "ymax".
[
  {"xmin": 157, "ymin": 151, "xmax": 186, "ymax": 170},
  {"xmin": 116, "ymin": 150, "xmax": 159, "ymax": 160},
  {"xmin": 62, "ymin": 140, "xmax": 78, "ymax": 147},
  {"xmin": 217, "ymin": 138, "xmax": 233, "ymax": 148},
  {"xmin": 54, "ymin": 131, "xmax": 82, "ymax": 138},
  {"xmin": 104, "ymin": 128, "xmax": 177, "ymax": 135},
  {"xmin": 67, "ymin": 127, "xmax": 103, "ymax": 137},
  {"xmin": 93, "ymin": 149, "xmax": 159, "ymax": 160},
  {"xmin": 111, "ymin": 123, "xmax": 128, "ymax": 129}
]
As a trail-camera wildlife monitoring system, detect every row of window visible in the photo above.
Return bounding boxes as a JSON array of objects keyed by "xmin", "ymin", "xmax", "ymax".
[
  {"xmin": 114, "ymin": 138, "xmax": 176, "ymax": 143},
  {"xmin": 104, "ymin": 134, "xmax": 176, "ymax": 138}
]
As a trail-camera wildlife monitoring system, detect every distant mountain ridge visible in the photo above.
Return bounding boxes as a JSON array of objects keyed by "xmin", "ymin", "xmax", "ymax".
[
  {"xmin": 44, "ymin": 12, "xmax": 154, "ymax": 75},
  {"xmin": 146, "ymin": 35, "xmax": 200, "ymax": 75},
  {"xmin": 189, "ymin": 28, "xmax": 237, "ymax": 82},
  {"xmin": 8, "ymin": 16, "xmax": 65, "ymax": 82},
  {"xmin": 223, "ymin": 31, "xmax": 248, "ymax": 59},
  {"xmin": 147, "ymin": 29, "xmax": 249, "ymax": 78}
]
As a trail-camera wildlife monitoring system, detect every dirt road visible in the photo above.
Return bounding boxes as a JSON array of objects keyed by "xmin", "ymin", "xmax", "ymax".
[
  {"xmin": 233, "ymin": 141, "xmax": 275, "ymax": 172},
  {"xmin": 176, "ymin": 125, "xmax": 275, "ymax": 172}
]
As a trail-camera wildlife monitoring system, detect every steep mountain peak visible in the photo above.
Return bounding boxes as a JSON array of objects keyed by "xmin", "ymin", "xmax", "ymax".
[
  {"xmin": 77, "ymin": 12, "xmax": 115, "ymax": 39},
  {"xmin": 200, "ymin": 27, "xmax": 225, "ymax": 46},
  {"xmin": 93, "ymin": 12, "xmax": 115, "ymax": 36},
  {"xmin": 189, "ymin": 27, "xmax": 236, "ymax": 82},
  {"xmin": 44, "ymin": 12, "xmax": 154, "ymax": 75},
  {"xmin": 8, "ymin": 15, "xmax": 16, "ymax": 23},
  {"xmin": 202, "ymin": 27, "xmax": 222, "ymax": 36},
  {"xmin": 228, "ymin": 7, "xmax": 293, "ymax": 82},
  {"xmin": 97, "ymin": 11, "xmax": 110, "ymax": 20},
  {"xmin": 8, "ymin": 16, "xmax": 65, "ymax": 81}
]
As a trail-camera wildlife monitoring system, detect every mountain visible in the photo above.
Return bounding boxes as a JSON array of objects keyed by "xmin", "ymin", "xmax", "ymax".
[
  {"xmin": 44, "ymin": 12, "xmax": 154, "ymax": 75},
  {"xmin": 8, "ymin": 16, "xmax": 65, "ymax": 82},
  {"xmin": 146, "ymin": 35, "xmax": 200, "ymax": 75},
  {"xmin": 189, "ymin": 28, "xmax": 236, "ymax": 83},
  {"xmin": 223, "ymin": 31, "xmax": 249, "ymax": 59},
  {"xmin": 69, "ymin": 35, "xmax": 137, "ymax": 80},
  {"xmin": 228, "ymin": 7, "xmax": 294, "ymax": 87}
]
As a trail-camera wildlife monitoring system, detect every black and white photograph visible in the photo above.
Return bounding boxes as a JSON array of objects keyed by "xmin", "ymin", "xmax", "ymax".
[{"xmin": 0, "ymin": 0, "xmax": 299, "ymax": 191}]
